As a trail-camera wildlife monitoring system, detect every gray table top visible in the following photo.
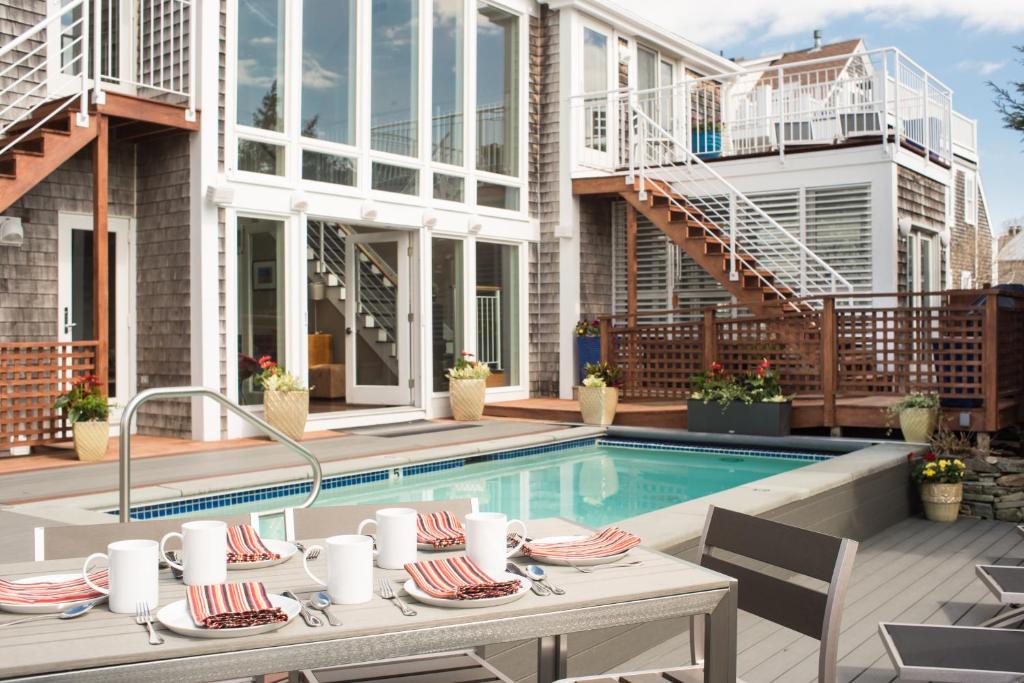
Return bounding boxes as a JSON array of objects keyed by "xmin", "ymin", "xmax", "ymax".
[{"xmin": 0, "ymin": 518, "xmax": 732, "ymax": 683}]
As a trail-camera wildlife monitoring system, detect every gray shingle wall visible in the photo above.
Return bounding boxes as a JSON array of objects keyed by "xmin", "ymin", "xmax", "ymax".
[
  {"xmin": 579, "ymin": 197, "xmax": 613, "ymax": 318},
  {"xmin": 0, "ymin": 0, "xmax": 47, "ymax": 128},
  {"xmin": 896, "ymin": 166, "xmax": 946, "ymax": 291}
]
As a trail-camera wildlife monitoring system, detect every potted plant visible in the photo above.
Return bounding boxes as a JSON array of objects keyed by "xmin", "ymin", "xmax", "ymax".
[
  {"xmin": 687, "ymin": 359, "xmax": 792, "ymax": 436},
  {"xmin": 910, "ymin": 451, "xmax": 966, "ymax": 522},
  {"xmin": 447, "ymin": 352, "xmax": 491, "ymax": 421},
  {"xmin": 578, "ymin": 361, "xmax": 622, "ymax": 426},
  {"xmin": 884, "ymin": 393, "xmax": 940, "ymax": 443},
  {"xmin": 54, "ymin": 374, "xmax": 110, "ymax": 462},
  {"xmin": 575, "ymin": 319, "xmax": 602, "ymax": 384},
  {"xmin": 255, "ymin": 356, "xmax": 309, "ymax": 441}
]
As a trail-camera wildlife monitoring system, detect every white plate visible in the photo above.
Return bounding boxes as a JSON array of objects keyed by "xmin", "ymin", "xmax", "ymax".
[
  {"xmin": 0, "ymin": 574, "xmax": 108, "ymax": 615},
  {"xmin": 525, "ymin": 535, "xmax": 631, "ymax": 567},
  {"xmin": 402, "ymin": 571, "xmax": 531, "ymax": 609},
  {"xmin": 156, "ymin": 593, "xmax": 301, "ymax": 639},
  {"xmin": 227, "ymin": 539, "xmax": 298, "ymax": 570}
]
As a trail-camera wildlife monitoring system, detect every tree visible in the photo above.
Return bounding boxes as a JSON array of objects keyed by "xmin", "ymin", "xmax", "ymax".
[{"xmin": 990, "ymin": 45, "xmax": 1024, "ymax": 139}]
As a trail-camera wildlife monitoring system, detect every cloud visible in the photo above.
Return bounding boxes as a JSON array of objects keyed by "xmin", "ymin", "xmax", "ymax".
[
  {"xmin": 236, "ymin": 58, "xmax": 274, "ymax": 87},
  {"xmin": 957, "ymin": 60, "xmax": 1007, "ymax": 76},
  {"xmin": 302, "ymin": 58, "xmax": 344, "ymax": 90}
]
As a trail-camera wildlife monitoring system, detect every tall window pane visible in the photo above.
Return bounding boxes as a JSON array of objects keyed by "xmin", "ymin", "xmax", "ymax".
[
  {"xmin": 432, "ymin": 238, "xmax": 463, "ymax": 391},
  {"xmin": 583, "ymin": 28, "xmax": 607, "ymax": 93},
  {"xmin": 433, "ymin": 0, "xmax": 464, "ymax": 165},
  {"xmin": 237, "ymin": 218, "xmax": 286, "ymax": 406},
  {"xmin": 302, "ymin": 0, "xmax": 356, "ymax": 144},
  {"xmin": 237, "ymin": 0, "xmax": 285, "ymax": 131},
  {"xmin": 371, "ymin": 0, "xmax": 419, "ymax": 157},
  {"xmin": 476, "ymin": 3, "xmax": 519, "ymax": 176},
  {"xmin": 476, "ymin": 241, "xmax": 519, "ymax": 386}
]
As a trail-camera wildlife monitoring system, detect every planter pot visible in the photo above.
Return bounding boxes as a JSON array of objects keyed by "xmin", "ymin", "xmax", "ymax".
[
  {"xmin": 691, "ymin": 130, "xmax": 722, "ymax": 159},
  {"xmin": 263, "ymin": 389, "xmax": 309, "ymax": 441},
  {"xmin": 579, "ymin": 386, "xmax": 619, "ymax": 426},
  {"xmin": 920, "ymin": 482, "xmax": 963, "ymax": 522},
  {"xmin": 73, "ymin": 421, "xmax": 109, "ymax": 462},
  {"xmin": 576, "ymin": 336, "xmax": 601, "ymax": 384},
  {"xmin": 687, "ymin": 399, "xmax": 792, "ymax": 437},
  {"xmin": 899, "ymin": 407, "xmax": 938, "ymax": 443},
  {"xmin": 449, "ymin": 379, "xmax": 486, "ymax": 421}
]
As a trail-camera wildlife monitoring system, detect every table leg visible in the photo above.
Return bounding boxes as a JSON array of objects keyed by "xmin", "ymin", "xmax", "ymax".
[
  {"xmin": 537, "ymin": 634, "xmax": 568, "ymax": 683},
  {"xmin": 703, "ymin": 580, "xmax": 738, "ymax": 683}
]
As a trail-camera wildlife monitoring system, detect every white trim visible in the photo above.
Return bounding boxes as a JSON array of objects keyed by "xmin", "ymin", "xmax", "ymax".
[{"xmin": 559, "ymin": 9, "xmax": 582, "ymax": 399}]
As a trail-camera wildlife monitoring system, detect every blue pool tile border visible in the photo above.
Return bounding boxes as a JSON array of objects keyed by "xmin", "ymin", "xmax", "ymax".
[{"xmin": 595, "ymin": 439, "xmax": 831, "ymax": 462}]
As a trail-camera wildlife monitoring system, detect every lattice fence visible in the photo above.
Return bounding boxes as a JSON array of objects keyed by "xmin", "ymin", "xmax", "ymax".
[
  {"xmin": 715, "ymin": 313, "xmax": 823, "ymax": 395},
  {"xmin": 607, "ymin": 320, "xmax": 704, "ymax": 400}
]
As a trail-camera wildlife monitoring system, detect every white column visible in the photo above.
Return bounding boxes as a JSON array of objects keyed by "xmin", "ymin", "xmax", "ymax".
[{"xmin": 557, "ymin": 9, "xmax": 581, "ymax": 400}]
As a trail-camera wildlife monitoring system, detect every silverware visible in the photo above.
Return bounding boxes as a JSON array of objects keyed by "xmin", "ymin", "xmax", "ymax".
[
  {"xmin": 302, "ymin": 547, "xmax": 320, "ymax": 561},
  {"xmin": 294, "ymin": 541, "xmax": 307, "ymax": 553},
  {"xmin": 506, "ymin": 562, "xmax": 550, "ymax": 596},
  {"xmin": 135, "ymin": 602, "xmax": 164, "ymax": 645},
  {"xmin": 308, "ymin": 591, "xmax": 342, "ymax": 626},
  {"xmin": 0, "ymin": 599, "xmax": 100, "ymax": 629},
  {"xmin": 377, "ymin": 577, "xmax": 416, "ymax": 616},
  {"xmin": 283, "ymin": 590, "xmax": 323, "ymax": 627},
  {"xmin": 524, "ymin": 564, "xmax": 566, "ymax": 595},
  {"xmin": 569, "ymin": 560, "xmax": 644, "ymax": 573}
]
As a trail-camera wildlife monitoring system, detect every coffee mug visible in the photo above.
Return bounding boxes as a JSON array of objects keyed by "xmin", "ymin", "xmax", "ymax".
[
  {"xmin": 82, "ymin": 539, "xmax": 160, "ymax": 614},
  {"xmin": 465, "ymin": 512, "xmax": 526, "ymax": 576},
  {"xmin": 160, "ymin": 520, "xmax": 227, "ymax": 586},
  {"xmin": 302, "ymin": 535, "xmax": 374, "ymax": 605},
  {"xmin": 356, "ymin": 507, "xmax": 417, "ymax": 570}
]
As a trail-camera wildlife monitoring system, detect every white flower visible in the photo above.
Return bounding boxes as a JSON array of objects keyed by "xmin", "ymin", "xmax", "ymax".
[{"xmin": 582, "ymin": 375, "xmax": 607, "ymax": 388}]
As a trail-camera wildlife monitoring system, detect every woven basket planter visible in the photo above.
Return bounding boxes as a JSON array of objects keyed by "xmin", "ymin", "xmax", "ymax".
[
  {"xmin": 73, "ymin": 421, "xmax": 109, "ymax": 462},
  {"xmin": 449, "ymin": 379, "xmax": 486, "ymax": 421},
  {"xmin": 579, "ymin": 386, "xmax": 619, "ymax": 426},
  {"xmin": 263, "ymin": 389, "xmax": 309, "ymax": 441},
  {"xmin": 899, "ymin": 407, "xmax": 938, "ymax": 443},
  {"xmin": 921, "ymin": 482, "xmax": 962, "ymax": 522}
]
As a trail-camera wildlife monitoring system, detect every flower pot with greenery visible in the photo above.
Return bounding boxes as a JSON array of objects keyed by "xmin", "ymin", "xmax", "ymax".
[
  {"xmin": 885, "ymin": 393, "xmax": 940, "ymax": 443},
  {"xmin": 578, "ymin": 362, "xmax": 621, "ymax": 426},
  {"xmin": 447, "ymin": 352, "xmax": 491, "ymax": 421},
  {"xmin": 911, "ymin": 451, "xmax": 965, "ymax": 522},
  {"xmin": 54, "ymin": 374, "xmax": 110, "ymax": 462},
  {"xmin": 575, "ymin": 319, "xmax": 602, "ymax": 384},
  {"xmin": 687, "ymin": 359, "xmax": 792, "ymax": 436},
  {"xmin": 256, "ymin": 356, "xmax": 309, "ymax": 441}
]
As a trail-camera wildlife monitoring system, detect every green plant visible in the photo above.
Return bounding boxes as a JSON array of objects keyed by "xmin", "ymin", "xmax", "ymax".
[
  {"xmin": 447, "ymin": 352, "xmax": 492, "ymax": 381},
  {"xmin": 254, "ymin": 356, "xmax": 306, "ymax": 392},
  {"xmin": 910, "ymin": 451, "xmax": 966, "ymax": 485},
  {"xmin": 689, "ymin": 358, "xmax": 788, "ymax": 407},
  {"xmin": 884, "ymin": 392, "xmax": 939, "ymax": 426},
  {"xmin": 54, "ymin": 374, "xmax": 109, "ymax": 424},
  {"xmin": 575, "ymin": 319, "xmax": 600, "ymax": 337},
  {"xmin": 583, "ymin": 361, "xmax": 621, "ymax": 388}
]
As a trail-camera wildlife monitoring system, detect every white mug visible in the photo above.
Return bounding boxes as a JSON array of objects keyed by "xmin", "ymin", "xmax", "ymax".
[
  {"xmin": 160, "ymin": 520, "xmax": 227, "ymax": 586},
  {"xmin": 356, "ymin": 507, "xmax": 417, "ymax": 570},
  {"xmin": 82, "ymin": 539, "xmax": 160, "ymax": 614},
  {"xmin": 465, "ymin": 512, "xmax": 526, "ymax": 576},
  {"xmin": 303, "ymin": 535, "xmax": 374, "ymax": 605}
]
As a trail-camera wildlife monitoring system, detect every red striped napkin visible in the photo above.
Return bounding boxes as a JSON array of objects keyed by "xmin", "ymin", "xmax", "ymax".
[
  {"xmin": 186, "ymin": 581, "xmax": 287, "ymax": 629},
  {"xmin": 524, "ymin": 528, "xmax": 641, "ymax": 560},
  {"xmin": 416, "ymin": 511, "xmax": 466, "ymax": 549},
  {"xmin": 0, "ymin": 571, "xmax": 109, "ymax": 605},
  {"xmin": 404, "ymin": 556, "xmax": 521, "ymax": 600},
  {"xmin": 226, "ymin": 524, "xmax": 280, "ymax": 563}
]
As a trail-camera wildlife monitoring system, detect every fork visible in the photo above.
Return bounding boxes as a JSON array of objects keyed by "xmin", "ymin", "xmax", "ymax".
[
  {"xmin": 135, "ymin": 602, "xmax": 164, "ymax": 645},
  {"xmin": 303, "ymin": 546, "xmax": 320, "ymax": 561},
  {"xmin": 568, "ymin": 560, "xmax": 644, "ymax": 574},
  {"xmin": 377, "ymin": 577, "xmax": 416, "ymax": 616}
]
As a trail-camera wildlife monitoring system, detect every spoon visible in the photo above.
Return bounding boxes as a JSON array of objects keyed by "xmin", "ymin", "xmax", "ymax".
[
  {"xmin": 0, "ymin": 600, "xmax": 101, "ymax": 629},
  {"xmin": 309, "ymin": 592, "xmax": 342, "ymax": 626},
  {"xmin": 525, "ymin": 564, "xmax": 566, "ymax": 595},
  {"xmin": 506, "ymin": 562, "xmax": 550, "ymax": 596}
]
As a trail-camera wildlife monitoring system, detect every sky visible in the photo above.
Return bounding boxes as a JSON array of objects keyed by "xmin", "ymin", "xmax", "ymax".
[{"xmin": 626, "ymin": 0, "xmax": 1024, "ymax": 234}]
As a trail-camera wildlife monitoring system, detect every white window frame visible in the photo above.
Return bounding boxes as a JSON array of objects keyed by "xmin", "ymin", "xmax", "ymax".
[{"xmin": 963, "ymin": 169, "xmax": 977, "ymax": 226}]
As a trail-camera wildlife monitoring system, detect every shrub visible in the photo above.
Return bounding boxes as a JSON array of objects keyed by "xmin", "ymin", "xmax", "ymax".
[
  {"xmin": 447, "ymin": 352, "xmax": 492, "ymax": 381},
  {"xmin": 254, "ymin": 356, "xmax": 306, "ymax": 392},
  {"xmin": 689, "ymin": 358, "xmax": 788, "ymax": 407},
  {"xmin": 583, "ymin": 361, "xmax": 621, "ymax": 388},
  {"xmin": 54, "ymin": 374, "xmax": 109, "ymax": 424},
  {"xmin": 910, "ymin": 451, "xmax": 966, "ymax": 485}
]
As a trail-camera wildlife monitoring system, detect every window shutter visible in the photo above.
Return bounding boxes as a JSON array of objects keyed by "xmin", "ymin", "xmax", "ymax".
[{"xmin": 805, "ymin": 183, "xmax": 872, "ymax": 292}]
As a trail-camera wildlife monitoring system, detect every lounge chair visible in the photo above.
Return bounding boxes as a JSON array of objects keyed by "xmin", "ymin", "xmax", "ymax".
[
  {"xmin": 976, "ymin": 565, "xmax": 1024, "ymax": 628},
  {"xmin": 879, "ymin": 623, "xmax": 1024, "ymax": 682},
  {"xmin": 555, "ymin": 505, "xmax": 859, "ymax": 683}
]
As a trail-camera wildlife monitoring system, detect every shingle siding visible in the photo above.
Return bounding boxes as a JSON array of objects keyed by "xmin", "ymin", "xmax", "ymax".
[
  {"xmin": 896, "ymin": 166, "xmax": 946, "ymax": 291},
  {"xmin": 0, "ymin": 0, "xmax": 47, "ymax": 128},
  {"xmin": 579, "ymin": 197, "xmax": 614, "ymax": 318}
]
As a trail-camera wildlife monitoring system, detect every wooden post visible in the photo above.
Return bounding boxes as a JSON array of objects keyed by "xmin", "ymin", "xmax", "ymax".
[
  {"xmin": 702, "ymin": 308, "xmax": 717, "ymax": 369},
  {"xmin": 93, "ymin": 115, "xmax": 109, "ymax": 395},
  {"xmin": 821, "ymin": 297, "xmax": 837, "ymax": 428},
  {"xmin": 598, "ymin": 317, "xmax": 611, "ymax": 364},
  {"xmin": 626, "ymin": 204, "xmax": 638, "ymax": 327},
  {"xmin": 982, "ymin": 292, "xmax": 999, "ymax": 433}
]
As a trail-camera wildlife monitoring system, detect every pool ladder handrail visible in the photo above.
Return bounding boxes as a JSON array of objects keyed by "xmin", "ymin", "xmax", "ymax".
[{"xmin": 117, "ymin": 386, "xmax": 324, "ymax": 522}]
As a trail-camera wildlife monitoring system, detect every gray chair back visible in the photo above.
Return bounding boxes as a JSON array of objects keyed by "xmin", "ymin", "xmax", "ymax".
[
  {"xmin": 696, "ymin": 506, "xmax": 858, "ymax": 683},
  {"xmin": 290, "ymin": 499, "xmax": 478, "ymax": 540}
]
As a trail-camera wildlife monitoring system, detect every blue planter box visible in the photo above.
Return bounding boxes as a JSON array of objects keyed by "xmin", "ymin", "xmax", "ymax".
[
  {"xmin": 576, "ymin": 336, "xmax": 601, "ymax": 384},
  {"xmin": 691, "ymin": 131, "xmax": 722, "ymax": 159}
]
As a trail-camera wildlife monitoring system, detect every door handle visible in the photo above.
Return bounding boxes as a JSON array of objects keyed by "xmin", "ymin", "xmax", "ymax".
[{"xmin": 63, "ymin": 307, "xmax": 76, "ymax": 335}]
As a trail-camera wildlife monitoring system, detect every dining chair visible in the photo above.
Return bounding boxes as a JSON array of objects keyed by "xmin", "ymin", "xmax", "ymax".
[
  {"xmin": 283, "ymin": 498, "xmax": 478, "ymax": 541},
  {"xmin": 554, "ymin": 505, "xmax": 859, "ymax": 683}
]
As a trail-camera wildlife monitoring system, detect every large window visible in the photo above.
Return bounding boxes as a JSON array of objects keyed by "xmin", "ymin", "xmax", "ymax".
[
  {"xmin": 301, "ymin": 0, "xmax": 356, "ymax": 145},
  {"xmin": 432, "ymin": 0, "xmax": 464, "ymax": 166},
  {"xmin": 237, "ymin": 217, "xmax": 286, "ymax": 406},
  {"xmin": 476, "ymin": 241, "xmax": 519, "ymax": 386},
  {"xmin": 476, "ymin": 3, "xmax": 518, "ymax": 176},
  {"xmin": 432, "ymin": 238, "xmax": 464, "ymax": 391},
  {"xmin": 371, "ymin": 0, "xmax": 419, "ymax": 157},
  {"xmin": 237, "ymin": 0, "xmax": 285, "ymax": 131}
]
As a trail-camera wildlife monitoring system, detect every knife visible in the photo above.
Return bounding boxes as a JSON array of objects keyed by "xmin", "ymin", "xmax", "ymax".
[
  {"xmin": 282, "ymin": 590, "xmax": 323, "ymax": 627},
  {"xmin": 507, "ymin": 562, "xmax": 550, "ymax": 596}
]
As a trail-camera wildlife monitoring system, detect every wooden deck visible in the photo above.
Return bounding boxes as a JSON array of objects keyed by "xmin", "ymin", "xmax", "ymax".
[{"xmin": 613, "ymin": 517, "xmax": 1024, "ymax": 682}]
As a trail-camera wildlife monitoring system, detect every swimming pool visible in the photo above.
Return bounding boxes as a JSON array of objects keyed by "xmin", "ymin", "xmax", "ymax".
[{"xmin": 119, "ymin": 438, "xmax": 828, "ymax": 530}]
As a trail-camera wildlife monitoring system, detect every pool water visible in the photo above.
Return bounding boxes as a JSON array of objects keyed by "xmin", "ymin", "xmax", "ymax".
[{"xmin": 175, "ymin": 442, "xmax": 814, "ymax": 532}]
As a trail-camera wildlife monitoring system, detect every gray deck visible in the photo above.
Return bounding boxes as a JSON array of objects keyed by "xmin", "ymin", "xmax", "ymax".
[{"xmin": 613, "ymin": 517, "xmax": 1024, "ymax": 683}]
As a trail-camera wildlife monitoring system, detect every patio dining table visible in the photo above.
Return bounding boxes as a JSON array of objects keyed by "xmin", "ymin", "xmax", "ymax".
[{"xmin": 0, "ymin": 518, "xmax": 738, "ymax": 683}]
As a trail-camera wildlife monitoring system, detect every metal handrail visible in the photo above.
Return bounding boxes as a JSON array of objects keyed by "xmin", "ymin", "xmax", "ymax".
[{"xmin": 117, "ymin": 387, "xmax": 324, "ymax": 522}]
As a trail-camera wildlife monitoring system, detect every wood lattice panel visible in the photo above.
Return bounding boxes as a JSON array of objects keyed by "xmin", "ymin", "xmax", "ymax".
[
  {"xmin": 609, "ymin": 321, "xmax": 704, "ymax": 400},
  {"xmin": 997, "ymin": 306, "xmax": 1024, "ymax": 400},
  {"xmin": 714, "ymin": 314, "xmax": 823, "ymax": 394}
]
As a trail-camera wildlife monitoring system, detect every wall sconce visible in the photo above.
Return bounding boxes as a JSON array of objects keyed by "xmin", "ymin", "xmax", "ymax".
[
  {"xmin": 361, "ymin": 201, "xmax": 379, "ymax": 221},
  {"xmin": 290, "ymin": 193, "xmax": 309, "ymax": 212},
  {"xmin": 0, "ymin": 216, "xmax": 24, "ymax": 248},
  {"xmin": 206, "ymin": 183, "xmax": 235, "ymax": 207},
  {"xmin": 422, "ymin": 211, "xmax": 439, "ymax": 229},
  {"xmin": 897, "ymin": 216, "xmax": 912, "ymax": 238},
  {"xmin": 467, "ymin": 215, "xmax": 483, "ymax": 234},
  {"xmin": 940, "ymin": 231, "xmax": 950, "ymax": 247}
]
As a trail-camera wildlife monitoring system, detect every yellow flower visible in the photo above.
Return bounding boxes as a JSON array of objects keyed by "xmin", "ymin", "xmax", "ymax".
[
  {"xmin": 924, "ymin": 470, "xmax": 935, "ymax": 477},
  {"xmin": 954, "ymin": 459, "xmax": 964, "ymax": 467},
  {"xmin": 939, "ymin": 460, "xmax": 948, "ymax": 470}
]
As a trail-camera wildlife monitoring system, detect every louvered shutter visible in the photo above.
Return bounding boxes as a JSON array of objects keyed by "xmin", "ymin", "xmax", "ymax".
[{"xmin": 806, "ymin": 184, "xmax": 872, "ymax": 292}]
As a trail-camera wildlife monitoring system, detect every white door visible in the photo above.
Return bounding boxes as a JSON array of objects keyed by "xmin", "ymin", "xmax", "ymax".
[
  {"xmin": 344, "ymin": 231, "xmax": 411, "ymax": 405},
  {"xmin": 578, "ymin": 25, "xmax": 617, "ymax": 170},
  {"xmin": 57, "ymin": 212, "xmax": 134, "ymax": 407}
]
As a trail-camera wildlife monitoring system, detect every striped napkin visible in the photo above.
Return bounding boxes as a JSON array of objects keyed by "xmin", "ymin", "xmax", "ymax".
[
  {"xmin": 524, "ymin": 528, "xmax": 641, "ymax": 560},
  {"xmin": 186, "ymin": 581, "xmax": 287, "ymax": 629},
  {"xmin": 404, "ymin": 556, "xmax": 521, "ymax": 601},
  {"xmin": 416, "ymin": 511, "xmax": 466, "ymax": 549},
  {"xmin": 0, "ymin": 571, "xmax": 109, "ymax": 606},
  {"xmin": 226, "ymin": 524, "xmax": 280, "ymax": 563}
]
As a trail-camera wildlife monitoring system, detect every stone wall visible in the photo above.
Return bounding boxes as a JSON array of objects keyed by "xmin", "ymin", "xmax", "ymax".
[{"xmin": 964, "ymin": 453, "xmax": 1024, "ymax": 523}]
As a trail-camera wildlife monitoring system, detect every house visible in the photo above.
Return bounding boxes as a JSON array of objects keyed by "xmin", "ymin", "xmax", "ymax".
[
  {"xmin": 0, "ymin": 0, "xmax": 997, "ymax": 449},
  {"xmin": 998, "ymin": 225, "xmax": 1024, "ymax": 285}
]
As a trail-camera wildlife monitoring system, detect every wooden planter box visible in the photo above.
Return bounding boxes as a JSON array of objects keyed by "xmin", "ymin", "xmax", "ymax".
[{"xmin": 687, "ymin": 399, "xmax": 792, "ymax": 437}]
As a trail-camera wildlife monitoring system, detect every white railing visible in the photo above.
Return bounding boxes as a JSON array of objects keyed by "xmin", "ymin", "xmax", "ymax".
[
  {"xmin": 952, "ymin": 111, "xmax": 977, "ymax": 158},
  {"xmin": 476, "ymin": 288, "xmax": 502, "ymax": 370}
]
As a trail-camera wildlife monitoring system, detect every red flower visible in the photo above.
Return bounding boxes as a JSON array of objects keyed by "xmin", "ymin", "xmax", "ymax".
[
  {"xmin": 460, "ymin": 351, "xmax": 470, "ymax": 357},
  {"xmin": 757, "ymin": 366, "xmax": 766, "ymax": 377},
  {"xmin": 759, "ymin": 357, "xmax": 771, "ymax": 369},
  {"xmin": 710, "ymin": 361, "xmax": 722, "ymax": 372},
  {"xmin": 923, "ymin": 451, "xmax": 937, "ymax": 462}
]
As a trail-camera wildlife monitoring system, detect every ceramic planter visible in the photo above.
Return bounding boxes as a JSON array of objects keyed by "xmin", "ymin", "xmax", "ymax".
[
  {"xmin": 579, "ymin": 386, "xmax": 619, "ymax": 426},
  {"xmin": 899, "ymin": 407, "xmax": 938, "ymax": 443},
  {"xmin": 920, "ymin": 482, "xmax": 962, "ymax": 522},
  {"xmin": 73, "ymin": 420, "xmax": 109, "ymax": 462},
  {"xmin": 449, "ymin": 379, "xmax": 486, "ymax": 421},
  {"xmin": 687, "ymin": 399, "xmax": 792, "ymax": 437},
  {"xmin": 263, "ymin": 389, "xmax": 309, "ymax": 441}
]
